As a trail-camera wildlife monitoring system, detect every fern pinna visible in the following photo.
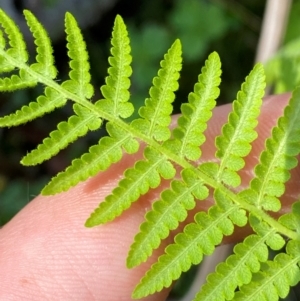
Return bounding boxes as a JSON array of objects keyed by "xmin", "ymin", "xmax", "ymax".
[{"xmin": 1, "ymin": 9, "xmax": 300, "ymax": 301}]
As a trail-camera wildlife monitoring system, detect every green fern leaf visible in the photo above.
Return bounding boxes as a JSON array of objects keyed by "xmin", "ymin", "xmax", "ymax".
[
  {"xmin": 239, "ymin": 86, "xmax": 300, "ymax": 212},
  {"xmin": 132, "ymin": 189, "xmax": 247, "ymax": 298},
  {"xmin": 127, "ymin": 168, "xmax": 208, "ymax": 268},
  {"xmin": 249, "ymin": 214, "xmax": 285, "ymax": 250},
  {"xmin": 0, "ymin": 9, "xmax": 28, "ymax": 63},
  {"xmin": 0, "ymin": 10, "xmax": 37, "ymax": 90},
  {"xmin": 234, "ymin": 240, "xmax": 300, "ymax": 301},
  {"xmin": 40, "ymin": 14, "xmax": 135, "ymax": 194},
  {"xmin": 200, "ymin": 63, "xmax": 265, "ymax": 187},
  {"xmin": 21, "ymin": 104, "xmax": 102, "ymax": 165},
  {"xmin": 0, "ymin": 27, "xmax": 14, "ymax": 72},
  {"xmin": 61, "ymin": 12, "xmax": 93, "ymax": 99},
  {"xmin": 0, "ymin": 87, "xmax": 66, "ymax": 126},
  {"xmin": 42, "ymin": 122, "xmax": 139, "ymax": 195},
  {"xmin": 131, "ymin": 39, "xmax": 182, "ymax": 141},
  {"xmin": 169, "ymin": 51, "xmax": 221, "ymax": 160},
  {"xmin": 279, "ymin": 201, "xmax": 300, "ymax": 236},
  {"xmin": 0, "ymin": 70, "xmax": 36, "ymax": 91},
  {"xmin": 85, "ymin": 146, "xmax": 175, "ymax": 226},
  {"xmin": 194, "ymin": 234, "xmax": 269, "ymax": 301},
  {"xmin": 194, "ymin": 212, "xmax": 285, "ymax": 301},
  {"xmin": 86, "ymin": 40, "xmax": 182, "ymax": 225},
  {"xmin": 2, "ymin": 10, "xmax": 300, "ymax": 301},
  {"xmin": 96, "ymin": 15, "xmax": 133, "ymax": 118},
  {"xmin": 24, "ymin": 10, "xmax": 57, "ymax": 78}
]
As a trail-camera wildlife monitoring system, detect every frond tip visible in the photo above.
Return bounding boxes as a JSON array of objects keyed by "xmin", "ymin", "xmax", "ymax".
[
  {"xmin": 170, "ymin": 51, "xmax": 221, "ymax": 160},
  {"xmin": 24, "ymin": 9, "xmax": 57, "ymax": 78},
  {"xmin": 96, "ymin": 14, "xmax": 134, "ymax": 119},
  {"xmin": 62, "ymin": 12, "xmax": 94, "ymax": 99},
  {"xmin": 131, "ymin": 39, "xmax": 182, "ymax": 141}
]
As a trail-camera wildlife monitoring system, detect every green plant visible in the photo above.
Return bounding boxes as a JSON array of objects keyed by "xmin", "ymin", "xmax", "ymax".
[{"xmin": 1, "ymin": 9, "xmax": 300, "ymax": 301}]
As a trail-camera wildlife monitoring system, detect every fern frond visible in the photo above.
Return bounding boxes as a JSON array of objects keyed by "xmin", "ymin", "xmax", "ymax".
[
  {"xmin": 40, "ymin": 15, "xmax": 135, "ymax": 194},
  {"xmin": 240, "ymin": 86, "xmax": 300, "ymax": 212},
  {"xmin": 279, "ymin": 201, "xmax": 300, "ymax": 235},
  {"xmin": 0, "ymin": 10, "xmax": 37, "ymax": 90},
  {"xmin": 0, "ymin": 27, "xmax": 14, "ymax": 72},
  {"xmin": 168, "ymin": 51, "xmax": 221, "ymax": 160},
  {"xmin": 131, "ymin": 39, "xmax": 182, "ymax": 141},
  {"xmin": 0, "ymin": 71, "xmax": 36, "ymax": 91},
  {"xmin": 21, "ymin": 104, "xmax": 102, "ymax": 165},
  {"xmin": 127, "ymin": 168, "xmax": 208, "ymax": 268},
  {"xmin": 86, "ymin": 40, "xmax": 182, "ymax": 224},
  {"xmin": 96, "ymin": 15, "xmax": 133, "ymax": 118},
  {"xmin": 200, "ymin": 63, "xmax": 265, "ymax": 188},
  {"xmin": 249, "ymin": 214, "xmax": 286, "ymax": 250},
  {"xmin": 0, "ymin": 87, "xmax": 66, "ymax": 126},
  {"xmin": 42, "ymin": 122, "xmax": 139, "ymax": 195},
  {"xmin": 194, "ymin": 234, "xmax": 269, "ymax": 301},
  {"xmin": 61, "ymin": 12, "xmax": 93, "ymax": 99},
  {"xmin": 2, "ymin": 10, "xmax": 300, "ymax": 301},
  {"xmin": 234, "ymin": 240, "xmax": 300, "ymax": 301},
  {"xmin": 23, "ymin": 10, "xmax": 57, "ymax": 79},
  {"xmin": 85, "ymin": 146, "xmax": 176, "ymax": 226},
  {"xmin": 132, "ymin": 189, "xmax": 247, "ymax": 298},
  {"xmin": 195, "ymin": 213, "xmax": 285, "ymax": 301},
  {"xmin": 0, "ymin": 9, "xmax": 28, "ymax": 63}
]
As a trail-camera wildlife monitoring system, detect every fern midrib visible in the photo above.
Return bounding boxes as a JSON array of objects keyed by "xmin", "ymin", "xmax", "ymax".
[{"xmin": 1, "ymin": 49, "xmax": 298, "ymax": 241}]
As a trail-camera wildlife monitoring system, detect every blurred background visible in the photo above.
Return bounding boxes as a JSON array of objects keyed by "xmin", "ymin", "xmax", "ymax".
[{"xmin": 0, "ymin": 0, "xmax": 300, "ymax": 300}]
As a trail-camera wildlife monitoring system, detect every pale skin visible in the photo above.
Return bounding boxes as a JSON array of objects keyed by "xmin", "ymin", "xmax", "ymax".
[{"xmin": 0, "ymin": 93, "xmax": 299, "ymax": 300}]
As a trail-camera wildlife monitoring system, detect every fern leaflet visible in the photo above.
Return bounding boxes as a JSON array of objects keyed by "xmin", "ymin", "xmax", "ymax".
[
  {"xmin": 168, "ymin": 51, "xmax": 221, "ymax": 160},
  {"xmin": 41, "ymin": 14, "xmax": 137, "ymax": 194},
  {"xmin": 24, "ymin": 10, "xmax": 57, "ymax": 78},
  {"xmin": 132, "ymin": 189, "xmax": 247, "ymax": 298},
  {"xmin": 85, "ymin": 147, "xmax": 175, "ymax": 226},
  {"xmin": 131, "ymin": 39, "xmax": 182, "ymax": 141},
  {"xmin": 240, "ymin": 86, "xmax": 300, "ymax": 212},
  {"xmin": 200, "ymin": 63, "xmax": 265, "ymax": 188},
  {"xmin": 127, "ymin": 168, "xmax": 208, "ymax": 268},
  {"xmin": 21, "ymin": 104, "xmax": 102, "ymax": 165},
  {"xmin": 234, "ymin": 240, "xmax": 300, "ymax": 301},
  {"xmin": 0, "ymin": 9, "xmax": 36, "ymax": 90},
  {"xmin": 194, "ymin": 213, "xmax": 286, "ymax": 301},
  {"xmin": 96, "ymin": 15, "xmax": 133, "ymax": 118}
]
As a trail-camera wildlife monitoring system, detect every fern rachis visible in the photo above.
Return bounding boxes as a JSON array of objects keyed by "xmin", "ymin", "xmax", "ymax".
[{"xmin": 1, "ymin": 9, "xmax": 300, "ymax": 301}]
